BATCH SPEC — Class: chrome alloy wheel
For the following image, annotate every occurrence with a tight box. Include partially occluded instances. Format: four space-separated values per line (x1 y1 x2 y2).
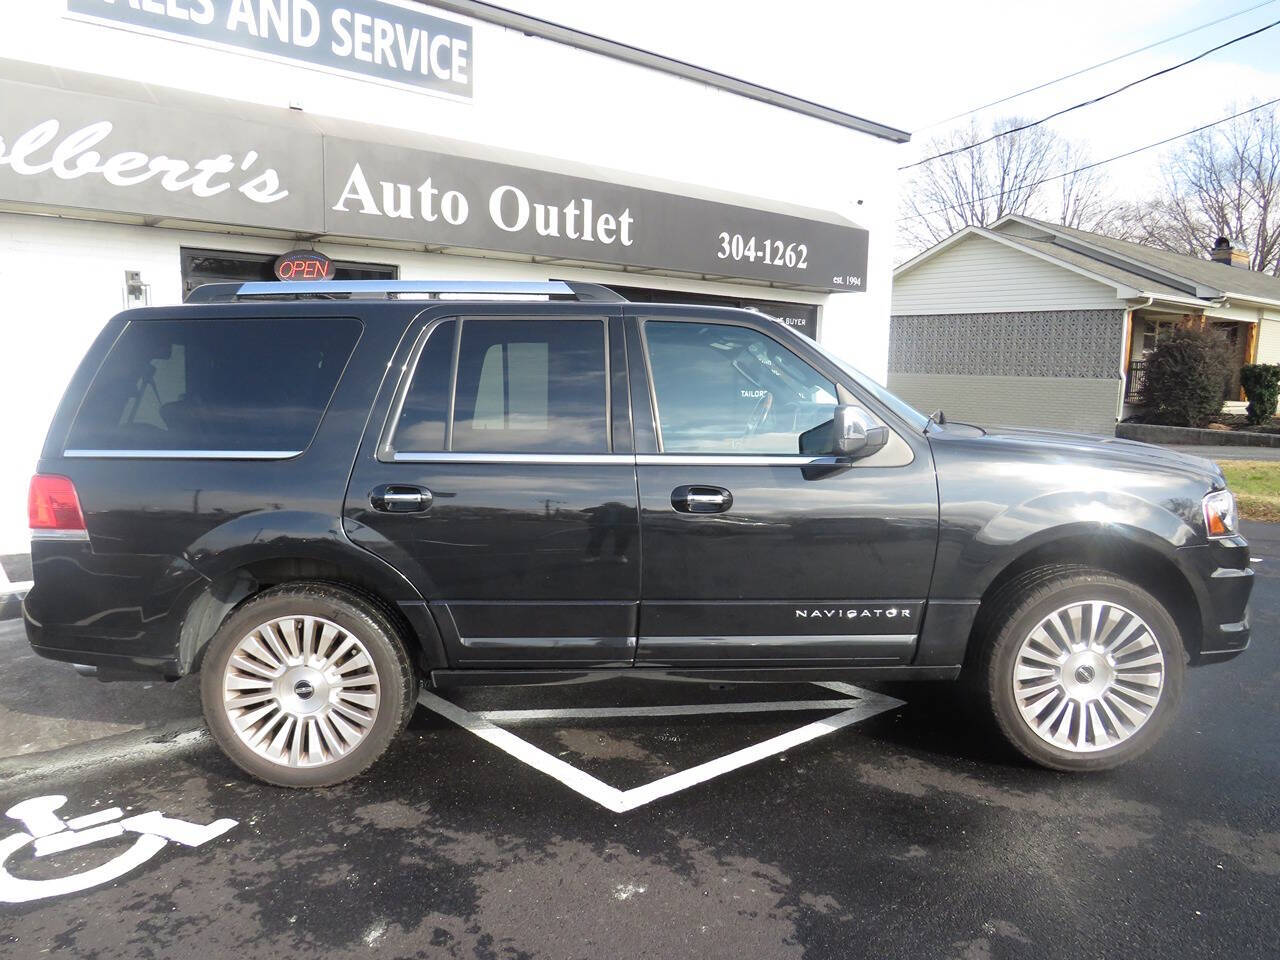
221 615 381 768
1012 601 1165 753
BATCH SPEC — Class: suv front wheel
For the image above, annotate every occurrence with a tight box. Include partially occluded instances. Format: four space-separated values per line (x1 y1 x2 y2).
980 567 1185 771
200 583 417 787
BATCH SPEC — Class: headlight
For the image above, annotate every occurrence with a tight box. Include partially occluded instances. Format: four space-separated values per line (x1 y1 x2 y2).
1203 489 1238 539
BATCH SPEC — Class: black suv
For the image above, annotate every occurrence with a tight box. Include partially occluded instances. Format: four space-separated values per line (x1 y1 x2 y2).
24 280 1252 786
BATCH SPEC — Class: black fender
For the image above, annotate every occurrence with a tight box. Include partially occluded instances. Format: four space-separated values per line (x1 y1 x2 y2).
937 487 1198 598
173 510 444 672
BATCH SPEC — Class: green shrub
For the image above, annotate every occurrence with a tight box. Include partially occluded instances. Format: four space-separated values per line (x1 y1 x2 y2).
1139 326 1233 427
1240 363 1280 425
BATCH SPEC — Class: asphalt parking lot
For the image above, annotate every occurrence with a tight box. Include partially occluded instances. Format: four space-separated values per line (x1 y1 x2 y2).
0 526 1276 960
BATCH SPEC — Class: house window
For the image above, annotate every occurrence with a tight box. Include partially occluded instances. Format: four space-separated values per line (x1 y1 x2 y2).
1139 320 1177 355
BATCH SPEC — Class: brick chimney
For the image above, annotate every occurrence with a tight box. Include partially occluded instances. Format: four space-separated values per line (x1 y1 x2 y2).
1210 236 1250 268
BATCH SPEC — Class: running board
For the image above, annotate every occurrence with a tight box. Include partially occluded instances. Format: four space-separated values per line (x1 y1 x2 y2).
429 664 961 688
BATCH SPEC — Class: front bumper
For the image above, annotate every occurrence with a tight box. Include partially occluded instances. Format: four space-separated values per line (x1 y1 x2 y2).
1177 535 1253 664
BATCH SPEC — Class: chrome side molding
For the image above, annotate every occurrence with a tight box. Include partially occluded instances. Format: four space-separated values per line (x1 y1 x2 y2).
63 450 302 460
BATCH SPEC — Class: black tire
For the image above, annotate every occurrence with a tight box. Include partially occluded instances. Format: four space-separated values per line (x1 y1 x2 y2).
199 582 418 788
977 566 1185 772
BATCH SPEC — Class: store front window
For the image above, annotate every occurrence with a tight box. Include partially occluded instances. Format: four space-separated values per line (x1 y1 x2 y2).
180 248 397 299
606 285 819 339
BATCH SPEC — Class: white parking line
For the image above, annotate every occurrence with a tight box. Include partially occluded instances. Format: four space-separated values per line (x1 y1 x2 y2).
420 693 631 811
419 681 904 812
473 698 873 724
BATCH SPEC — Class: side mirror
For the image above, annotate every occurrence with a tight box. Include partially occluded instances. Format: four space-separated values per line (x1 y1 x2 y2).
832 405 889 460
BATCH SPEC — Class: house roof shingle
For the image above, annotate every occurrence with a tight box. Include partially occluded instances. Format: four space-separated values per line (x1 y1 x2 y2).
1002 234 1196 301
997 215 1280 305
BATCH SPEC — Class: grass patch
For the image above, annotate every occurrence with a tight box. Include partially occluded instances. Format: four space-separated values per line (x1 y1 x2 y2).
1219 460 1280 522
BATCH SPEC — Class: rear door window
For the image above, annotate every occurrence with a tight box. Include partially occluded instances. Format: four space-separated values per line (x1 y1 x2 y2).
66 317 361 455
390 320 455 452
393 318 609 454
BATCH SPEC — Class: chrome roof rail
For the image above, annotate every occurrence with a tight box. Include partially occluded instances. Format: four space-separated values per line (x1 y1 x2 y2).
185 280 628 303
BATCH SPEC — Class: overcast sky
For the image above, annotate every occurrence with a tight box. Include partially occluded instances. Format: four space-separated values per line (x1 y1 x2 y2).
506 0 1280 200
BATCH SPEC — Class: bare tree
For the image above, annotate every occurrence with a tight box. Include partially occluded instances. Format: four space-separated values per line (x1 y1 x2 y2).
898 118 1112 256
1091 199 1164 245
1055 141 1114 232
1105 104 1280 273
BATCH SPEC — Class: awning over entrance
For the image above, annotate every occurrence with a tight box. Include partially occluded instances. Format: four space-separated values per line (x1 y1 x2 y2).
0 59 868 294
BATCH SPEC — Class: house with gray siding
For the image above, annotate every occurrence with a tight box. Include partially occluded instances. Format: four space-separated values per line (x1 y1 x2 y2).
890 215 1280 434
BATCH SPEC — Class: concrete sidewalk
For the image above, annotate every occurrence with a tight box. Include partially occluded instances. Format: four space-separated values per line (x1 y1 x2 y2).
0 552 32 621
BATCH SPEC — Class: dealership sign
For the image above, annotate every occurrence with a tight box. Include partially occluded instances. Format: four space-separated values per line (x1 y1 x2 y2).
0 80 318 230
65 0 473 99
0 76 869 291
322 139 868 289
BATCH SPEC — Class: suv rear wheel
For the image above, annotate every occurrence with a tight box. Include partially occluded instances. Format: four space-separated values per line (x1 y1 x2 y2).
200 583 417 787
980 566 1185 771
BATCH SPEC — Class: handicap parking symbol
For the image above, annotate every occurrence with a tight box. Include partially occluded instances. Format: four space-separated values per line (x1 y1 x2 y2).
0 795 236 904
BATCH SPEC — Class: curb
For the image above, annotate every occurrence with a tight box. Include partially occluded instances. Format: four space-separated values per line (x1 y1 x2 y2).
0 590 27 622
1 552 32 621
1117 422 1280 448
0 720 207 786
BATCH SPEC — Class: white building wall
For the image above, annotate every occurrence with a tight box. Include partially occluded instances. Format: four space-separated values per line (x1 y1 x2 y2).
886 374 1122 435
0 4 902 555
892 234 1121 315
1256 317 1280 365
0 3 898 375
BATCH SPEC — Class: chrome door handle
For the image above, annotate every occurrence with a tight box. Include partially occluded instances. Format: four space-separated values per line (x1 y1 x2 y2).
686 492 726 507
671 485 733 514
384 491 424 506
371 484 433 513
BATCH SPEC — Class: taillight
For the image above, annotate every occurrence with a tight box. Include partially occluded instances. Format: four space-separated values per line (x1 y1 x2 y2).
29 474 87 532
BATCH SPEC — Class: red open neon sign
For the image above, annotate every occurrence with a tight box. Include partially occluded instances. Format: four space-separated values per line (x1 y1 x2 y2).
274 250 335 281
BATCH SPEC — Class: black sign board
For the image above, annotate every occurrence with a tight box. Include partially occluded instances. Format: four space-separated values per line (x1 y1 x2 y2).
0 72 868 293
752 300 819 339
66 0 474 99
323 138 869 291
608 286 820 339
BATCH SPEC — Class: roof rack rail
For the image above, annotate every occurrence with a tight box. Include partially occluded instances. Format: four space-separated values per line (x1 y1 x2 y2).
184 280 628 304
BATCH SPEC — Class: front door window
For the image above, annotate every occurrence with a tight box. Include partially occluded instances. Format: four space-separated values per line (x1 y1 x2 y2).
643 321 838 455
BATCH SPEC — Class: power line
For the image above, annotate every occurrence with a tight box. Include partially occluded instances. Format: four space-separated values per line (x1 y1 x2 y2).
917 0 1280 130
900 18 1280 171
897 98 1280 223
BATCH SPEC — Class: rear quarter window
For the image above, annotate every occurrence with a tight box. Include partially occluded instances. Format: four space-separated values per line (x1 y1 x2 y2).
65 317 362 455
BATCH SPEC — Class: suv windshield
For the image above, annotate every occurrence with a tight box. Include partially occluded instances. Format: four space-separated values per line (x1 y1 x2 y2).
832 358 930 432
